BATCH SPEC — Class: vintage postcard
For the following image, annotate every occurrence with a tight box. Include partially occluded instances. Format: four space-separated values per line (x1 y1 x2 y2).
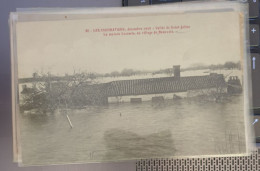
11 2 253 166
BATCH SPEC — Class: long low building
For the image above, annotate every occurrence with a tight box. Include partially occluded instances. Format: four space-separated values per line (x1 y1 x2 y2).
103 73 227 103
85 66 228 104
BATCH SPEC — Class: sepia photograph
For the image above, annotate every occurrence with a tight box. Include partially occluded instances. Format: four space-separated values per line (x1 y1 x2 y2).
14 11 249 165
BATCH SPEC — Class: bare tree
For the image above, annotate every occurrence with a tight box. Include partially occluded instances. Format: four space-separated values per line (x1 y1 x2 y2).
20 71 97 114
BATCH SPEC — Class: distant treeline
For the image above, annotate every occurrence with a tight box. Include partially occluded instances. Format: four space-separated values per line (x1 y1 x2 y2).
20 61 241 83
92 61 241 77
103 69 151 77
152 61 241 75
182 61 241 71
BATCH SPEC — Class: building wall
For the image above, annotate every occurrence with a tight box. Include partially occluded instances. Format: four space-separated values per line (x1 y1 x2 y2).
187 87 227 97
108 92 187 103
108 87 227 103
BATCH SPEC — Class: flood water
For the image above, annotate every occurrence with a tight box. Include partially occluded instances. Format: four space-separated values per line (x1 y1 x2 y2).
20 94 246 166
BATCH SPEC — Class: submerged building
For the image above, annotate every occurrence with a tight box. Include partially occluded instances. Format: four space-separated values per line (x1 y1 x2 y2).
20 65 241 106
85 66 228 104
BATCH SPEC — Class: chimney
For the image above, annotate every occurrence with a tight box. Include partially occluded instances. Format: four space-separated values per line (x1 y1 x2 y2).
22 84 27 91
33 72 38 78
173 65 180 78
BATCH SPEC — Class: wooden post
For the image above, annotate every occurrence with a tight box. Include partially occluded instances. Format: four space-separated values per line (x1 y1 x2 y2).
66 115 73 128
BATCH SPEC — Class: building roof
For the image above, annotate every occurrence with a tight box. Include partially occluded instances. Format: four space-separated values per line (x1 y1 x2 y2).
20 74 227 98
104 74 226 97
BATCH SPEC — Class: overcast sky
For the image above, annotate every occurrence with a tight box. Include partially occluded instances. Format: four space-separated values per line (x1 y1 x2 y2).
16 11 242 78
